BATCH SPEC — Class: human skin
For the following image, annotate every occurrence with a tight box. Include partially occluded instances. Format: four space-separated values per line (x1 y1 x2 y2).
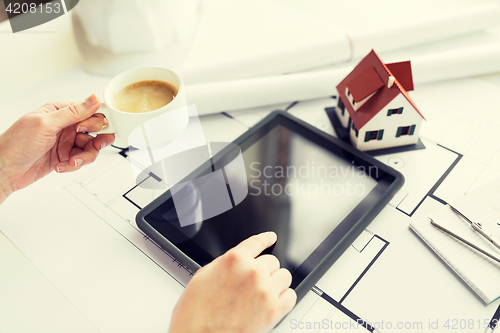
0 94 114 204
169 232 296 333
0 98 296 332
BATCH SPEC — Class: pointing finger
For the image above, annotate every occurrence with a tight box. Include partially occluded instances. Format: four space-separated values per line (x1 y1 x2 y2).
234 232 277 259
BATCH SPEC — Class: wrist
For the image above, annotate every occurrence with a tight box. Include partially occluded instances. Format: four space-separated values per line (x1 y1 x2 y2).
0 173 13 205
0 142 13 205
169 321 237 333
0 188 12 206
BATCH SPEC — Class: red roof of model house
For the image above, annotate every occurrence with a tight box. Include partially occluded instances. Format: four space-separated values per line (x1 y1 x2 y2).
336 50 424 130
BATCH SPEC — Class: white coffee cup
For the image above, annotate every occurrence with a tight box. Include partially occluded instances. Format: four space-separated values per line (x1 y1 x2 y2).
97 67 189 147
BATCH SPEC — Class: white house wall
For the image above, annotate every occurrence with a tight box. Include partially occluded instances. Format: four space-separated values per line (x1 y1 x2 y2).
350 94 423 151
335 100 351 128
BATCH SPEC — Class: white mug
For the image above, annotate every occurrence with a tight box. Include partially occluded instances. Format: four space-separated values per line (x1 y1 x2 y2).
97 67 189 148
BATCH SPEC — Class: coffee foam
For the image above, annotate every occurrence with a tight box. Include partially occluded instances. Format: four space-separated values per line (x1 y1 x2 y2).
114 80 178 113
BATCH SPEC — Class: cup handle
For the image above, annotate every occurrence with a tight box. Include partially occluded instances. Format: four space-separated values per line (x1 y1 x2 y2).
94 103 115 135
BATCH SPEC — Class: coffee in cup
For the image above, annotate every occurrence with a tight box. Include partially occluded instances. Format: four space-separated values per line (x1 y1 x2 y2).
95 67 189 147
114 80 178 114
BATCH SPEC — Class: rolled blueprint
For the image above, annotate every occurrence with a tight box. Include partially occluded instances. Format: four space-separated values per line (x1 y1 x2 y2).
185 43 500 115
411 43 500 85
349 2 500 58
185 67 349 115
180 2 500 84
179 36 351 84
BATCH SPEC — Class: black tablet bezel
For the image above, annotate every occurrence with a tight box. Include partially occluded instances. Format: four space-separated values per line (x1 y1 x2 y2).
136 110 404 300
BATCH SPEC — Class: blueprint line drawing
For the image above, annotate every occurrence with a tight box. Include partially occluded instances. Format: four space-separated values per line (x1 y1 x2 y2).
61 88 495 331
339 235 389 304
311 286 375 332
62 107 394 332
395 145 463 217
275 232 390 332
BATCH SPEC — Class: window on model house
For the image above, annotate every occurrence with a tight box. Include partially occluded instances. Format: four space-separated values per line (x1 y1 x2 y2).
351 121 358 137
396 125 416 137
338 98 345 115
387 107 403 116
364 129 384 142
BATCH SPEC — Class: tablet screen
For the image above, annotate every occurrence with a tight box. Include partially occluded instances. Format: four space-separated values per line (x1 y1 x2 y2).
144 118 394 288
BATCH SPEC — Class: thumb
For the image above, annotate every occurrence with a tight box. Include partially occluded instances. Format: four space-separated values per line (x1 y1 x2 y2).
49 94 101 130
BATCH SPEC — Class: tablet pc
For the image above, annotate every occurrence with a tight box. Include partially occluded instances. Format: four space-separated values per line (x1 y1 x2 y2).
136 111 403 300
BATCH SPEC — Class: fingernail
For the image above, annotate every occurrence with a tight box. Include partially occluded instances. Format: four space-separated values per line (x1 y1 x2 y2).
103 118 108 128
76 126 88 133
85 94 98 107
74 158 83 167
101 142 107 150
56 165 66 173
267 231 277 241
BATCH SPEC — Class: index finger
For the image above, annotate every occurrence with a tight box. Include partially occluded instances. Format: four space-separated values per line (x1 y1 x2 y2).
234 231 277 259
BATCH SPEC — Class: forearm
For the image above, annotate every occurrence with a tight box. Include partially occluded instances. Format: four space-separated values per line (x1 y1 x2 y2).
0 145 13 205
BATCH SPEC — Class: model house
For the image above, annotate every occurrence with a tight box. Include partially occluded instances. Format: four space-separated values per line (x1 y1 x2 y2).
335 50 425 151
